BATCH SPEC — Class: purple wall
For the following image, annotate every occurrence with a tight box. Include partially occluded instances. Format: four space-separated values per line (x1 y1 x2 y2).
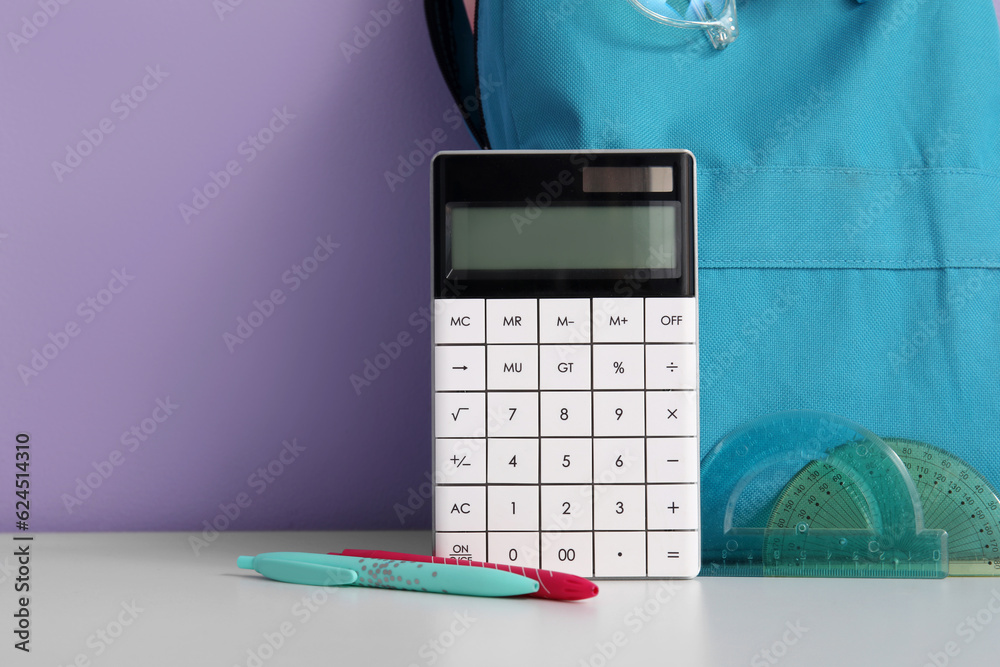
2 1 999 533
1 0 475 532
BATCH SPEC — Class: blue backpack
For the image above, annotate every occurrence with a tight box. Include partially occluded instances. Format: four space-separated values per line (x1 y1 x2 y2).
425 1 1000 490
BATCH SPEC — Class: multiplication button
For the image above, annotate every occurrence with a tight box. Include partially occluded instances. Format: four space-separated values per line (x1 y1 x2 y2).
646 391 697 437
539 299 590 343
434 299 485 344
592 298 644 343
486 299 537 344
645 298 696 343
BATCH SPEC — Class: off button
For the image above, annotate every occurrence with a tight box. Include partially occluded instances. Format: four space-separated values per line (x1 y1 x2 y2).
645 298 696 343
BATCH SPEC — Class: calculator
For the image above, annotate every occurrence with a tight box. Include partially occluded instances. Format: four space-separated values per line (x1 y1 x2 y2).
430 150 699 579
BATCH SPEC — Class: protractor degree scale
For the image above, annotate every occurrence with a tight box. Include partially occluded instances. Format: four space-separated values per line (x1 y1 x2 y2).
771 438 1000 576
700 412 948 578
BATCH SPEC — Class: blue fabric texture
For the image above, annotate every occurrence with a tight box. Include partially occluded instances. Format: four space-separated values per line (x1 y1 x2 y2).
476 1 1000 485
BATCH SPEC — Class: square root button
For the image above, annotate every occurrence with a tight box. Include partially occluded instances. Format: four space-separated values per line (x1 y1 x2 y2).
645 298 696 343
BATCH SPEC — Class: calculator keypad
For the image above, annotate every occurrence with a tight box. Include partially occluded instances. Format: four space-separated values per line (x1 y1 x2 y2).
434 298 699 578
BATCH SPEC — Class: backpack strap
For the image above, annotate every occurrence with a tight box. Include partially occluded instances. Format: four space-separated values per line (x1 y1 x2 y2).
424 0 490 148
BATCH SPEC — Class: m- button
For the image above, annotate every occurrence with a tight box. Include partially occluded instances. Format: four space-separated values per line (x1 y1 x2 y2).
645 298 696 343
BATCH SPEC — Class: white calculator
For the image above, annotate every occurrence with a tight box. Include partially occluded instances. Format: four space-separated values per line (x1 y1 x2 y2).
431 150 700 579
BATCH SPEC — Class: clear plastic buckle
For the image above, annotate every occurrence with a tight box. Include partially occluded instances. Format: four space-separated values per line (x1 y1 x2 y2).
627 0 739 50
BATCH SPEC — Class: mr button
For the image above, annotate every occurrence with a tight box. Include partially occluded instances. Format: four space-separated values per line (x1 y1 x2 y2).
645 298 697 343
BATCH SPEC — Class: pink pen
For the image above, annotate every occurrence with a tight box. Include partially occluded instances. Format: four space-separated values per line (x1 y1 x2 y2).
331 549 598 601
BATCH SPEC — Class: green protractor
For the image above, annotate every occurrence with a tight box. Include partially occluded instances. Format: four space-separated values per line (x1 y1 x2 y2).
700 411 948 578
770 438 1000 576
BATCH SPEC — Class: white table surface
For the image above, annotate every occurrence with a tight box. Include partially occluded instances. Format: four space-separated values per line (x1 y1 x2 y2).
10 531 1000 666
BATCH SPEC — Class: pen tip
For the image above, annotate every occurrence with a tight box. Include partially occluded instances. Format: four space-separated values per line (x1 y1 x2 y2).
237 556 254 569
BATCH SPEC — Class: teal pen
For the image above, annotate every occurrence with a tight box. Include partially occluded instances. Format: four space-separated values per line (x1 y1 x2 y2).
237 552 540 598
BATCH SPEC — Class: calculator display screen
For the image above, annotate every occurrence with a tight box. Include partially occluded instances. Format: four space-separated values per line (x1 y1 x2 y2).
448 204 677 272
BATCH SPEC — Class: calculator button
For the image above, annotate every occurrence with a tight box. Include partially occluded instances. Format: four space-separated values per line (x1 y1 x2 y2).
647 531 700 578
487 439 539 484
435 392 486 438
487 345 539 390
647 484 699 530
486 299 537 344
594 531 646 577
540 392 592 436
645 298 696 343
646 391 698 437
593 344 645 390
593 438 645 484
541 532 594 578
593 391 645 437
594 485 646 531
435 486 486 531
434 345 485 391
539 299 591 344
541 485 593 531
540 438 593 483
435 532 486 563
646 438 699 483
539 345 591 390
488 532 540 568
592 298 644 343
487 486 539 531
435 438 486 484
487 392 539 437
645 345 697 390
434 299 485 344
